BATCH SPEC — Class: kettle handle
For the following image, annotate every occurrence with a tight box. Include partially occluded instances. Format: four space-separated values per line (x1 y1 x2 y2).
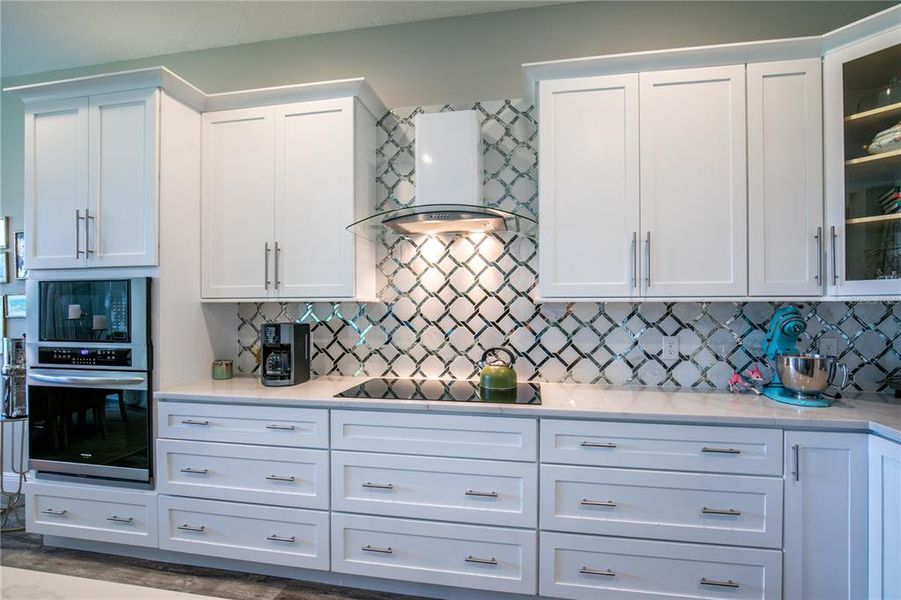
481 347 515 366
828 360 849 389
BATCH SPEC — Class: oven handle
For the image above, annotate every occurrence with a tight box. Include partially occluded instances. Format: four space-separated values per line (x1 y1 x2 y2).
29 373 146 386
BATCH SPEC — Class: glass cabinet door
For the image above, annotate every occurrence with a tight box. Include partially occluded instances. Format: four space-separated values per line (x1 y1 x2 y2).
826 35 901 296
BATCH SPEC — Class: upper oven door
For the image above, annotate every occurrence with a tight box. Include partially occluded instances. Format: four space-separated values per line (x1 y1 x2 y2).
27 368 151 482
33 278 146 344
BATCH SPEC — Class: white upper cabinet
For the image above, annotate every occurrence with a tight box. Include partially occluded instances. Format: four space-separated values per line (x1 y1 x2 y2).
538 74 640 298
824 30 901 296
202 106 276 299
88 88 159 268
639 65 748 297
748 59 824 296
24 97 89 270
24 88 159 270
202 97 375 301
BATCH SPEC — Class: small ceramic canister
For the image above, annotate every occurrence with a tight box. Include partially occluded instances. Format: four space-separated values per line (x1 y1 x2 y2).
211 360 234 380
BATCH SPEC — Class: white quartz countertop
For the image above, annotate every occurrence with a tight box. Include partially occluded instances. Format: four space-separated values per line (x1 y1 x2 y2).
156 376 901 443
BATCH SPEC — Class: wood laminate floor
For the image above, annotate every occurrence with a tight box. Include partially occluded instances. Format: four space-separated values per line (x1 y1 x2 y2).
0 530 424 600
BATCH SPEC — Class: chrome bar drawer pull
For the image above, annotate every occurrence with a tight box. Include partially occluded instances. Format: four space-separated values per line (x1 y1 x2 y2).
702 507 741 516
180 467 209 475
267 534 296 543
181 419 209 426
106 515 134 523
700 577 740 588
580 567 616 577
580 441 617 449
581 499 617 507
465 555 498 566
177 524 205 532
40 508 67 516
701 447 741 454
265 474 295 482
265 424 296 431
465 490 498 498
362 482 394 490
362 545 393 554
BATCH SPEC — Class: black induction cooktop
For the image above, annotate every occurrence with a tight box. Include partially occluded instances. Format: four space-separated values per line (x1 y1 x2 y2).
335 378 541 405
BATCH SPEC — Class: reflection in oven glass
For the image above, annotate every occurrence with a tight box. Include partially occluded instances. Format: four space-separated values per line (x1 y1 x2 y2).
28 386 149 471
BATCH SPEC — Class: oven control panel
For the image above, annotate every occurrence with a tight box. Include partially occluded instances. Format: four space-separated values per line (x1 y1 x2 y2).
38 347 132 367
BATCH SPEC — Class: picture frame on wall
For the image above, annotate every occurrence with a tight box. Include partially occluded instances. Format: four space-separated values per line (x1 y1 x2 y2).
0 252 8 284
5 295 26 319
0 217 8 249
14 231 26 280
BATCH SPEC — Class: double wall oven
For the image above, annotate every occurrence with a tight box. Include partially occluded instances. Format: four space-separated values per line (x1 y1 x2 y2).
26 277 152 483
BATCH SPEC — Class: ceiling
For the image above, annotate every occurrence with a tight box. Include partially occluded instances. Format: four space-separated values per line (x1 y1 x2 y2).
1 1 562 78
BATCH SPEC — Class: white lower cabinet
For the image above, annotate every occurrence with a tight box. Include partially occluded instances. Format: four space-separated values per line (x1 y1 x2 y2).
331 512 537 594
540 464 783 548
869 436 901 600
26 480 157 548
158 495 329 570
540 531 782 600
156 439 329 509
332 451 537 527
783 431 868 600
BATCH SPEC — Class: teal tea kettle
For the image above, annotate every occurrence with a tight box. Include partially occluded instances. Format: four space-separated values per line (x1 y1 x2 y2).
479 347 517 391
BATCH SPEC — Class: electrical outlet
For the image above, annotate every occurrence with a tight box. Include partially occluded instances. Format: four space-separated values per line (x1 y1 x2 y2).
819 336 838 357
662 336 679 360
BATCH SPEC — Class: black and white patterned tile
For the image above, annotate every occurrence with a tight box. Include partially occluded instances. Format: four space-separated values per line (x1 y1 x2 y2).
236 100 900 393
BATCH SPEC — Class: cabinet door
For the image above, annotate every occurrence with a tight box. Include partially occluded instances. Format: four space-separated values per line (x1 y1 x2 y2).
748 59 824 296
87 88 159 267
274 98 355 299
202 106 275 299
869 435 901 600
639 65 747 297
824 32 901 296
538 74 640 298
24 97 89 269
784 431 868 600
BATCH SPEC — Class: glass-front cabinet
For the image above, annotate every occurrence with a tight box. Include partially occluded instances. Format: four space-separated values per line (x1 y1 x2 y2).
825 30 901 296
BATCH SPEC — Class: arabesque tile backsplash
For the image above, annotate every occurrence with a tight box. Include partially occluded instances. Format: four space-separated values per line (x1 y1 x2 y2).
236 100 900 392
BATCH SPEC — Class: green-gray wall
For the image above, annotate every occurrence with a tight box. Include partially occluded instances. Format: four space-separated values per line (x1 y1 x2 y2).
0 0 893 313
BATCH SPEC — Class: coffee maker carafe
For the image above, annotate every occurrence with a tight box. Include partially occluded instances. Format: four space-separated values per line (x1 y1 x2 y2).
260 323 310 387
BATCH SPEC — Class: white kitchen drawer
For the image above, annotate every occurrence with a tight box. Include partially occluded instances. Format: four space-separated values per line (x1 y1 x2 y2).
332 451 537 528
26 480 157 548
158 495 328 569
331 410 537 461
158 401 328 448
332 513 536 594
541 420 783 475
156 439 328 509
540 531 782 600
541 464 783 548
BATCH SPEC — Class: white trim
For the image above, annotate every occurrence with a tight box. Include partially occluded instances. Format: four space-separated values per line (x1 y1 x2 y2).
4 67 386 118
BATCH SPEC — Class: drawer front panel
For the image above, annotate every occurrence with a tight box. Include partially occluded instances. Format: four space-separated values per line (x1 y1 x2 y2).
540 531 782 600
156 439 328 509
158 402 328 448
331 411 537 461
541 420 783 475
158 496 328 569
541 465 782 548
332 451 537 527
332 513 536 594
26 481 157 547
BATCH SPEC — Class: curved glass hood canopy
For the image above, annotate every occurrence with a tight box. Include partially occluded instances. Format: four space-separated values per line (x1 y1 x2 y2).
346 203 537 238
347 109 537 239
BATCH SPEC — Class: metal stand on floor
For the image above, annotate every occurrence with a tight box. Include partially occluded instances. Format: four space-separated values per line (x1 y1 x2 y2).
1 416 28 532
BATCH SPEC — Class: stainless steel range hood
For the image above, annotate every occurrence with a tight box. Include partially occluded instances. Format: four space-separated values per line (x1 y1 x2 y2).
348 110 536 238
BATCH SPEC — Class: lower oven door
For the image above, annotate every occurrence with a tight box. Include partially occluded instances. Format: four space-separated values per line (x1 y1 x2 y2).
27 368 151 482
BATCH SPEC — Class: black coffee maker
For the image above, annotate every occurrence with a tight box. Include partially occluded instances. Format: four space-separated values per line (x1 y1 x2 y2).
260 323 311 387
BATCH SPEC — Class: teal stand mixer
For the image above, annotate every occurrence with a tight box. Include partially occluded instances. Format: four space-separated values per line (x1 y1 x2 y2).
761 305 846 407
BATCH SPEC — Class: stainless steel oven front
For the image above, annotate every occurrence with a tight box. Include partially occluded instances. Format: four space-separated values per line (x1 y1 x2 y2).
27 368 151 482
26 277 150 371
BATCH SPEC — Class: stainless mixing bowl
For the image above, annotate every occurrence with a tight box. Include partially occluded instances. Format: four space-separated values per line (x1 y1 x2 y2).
775 354 848 396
